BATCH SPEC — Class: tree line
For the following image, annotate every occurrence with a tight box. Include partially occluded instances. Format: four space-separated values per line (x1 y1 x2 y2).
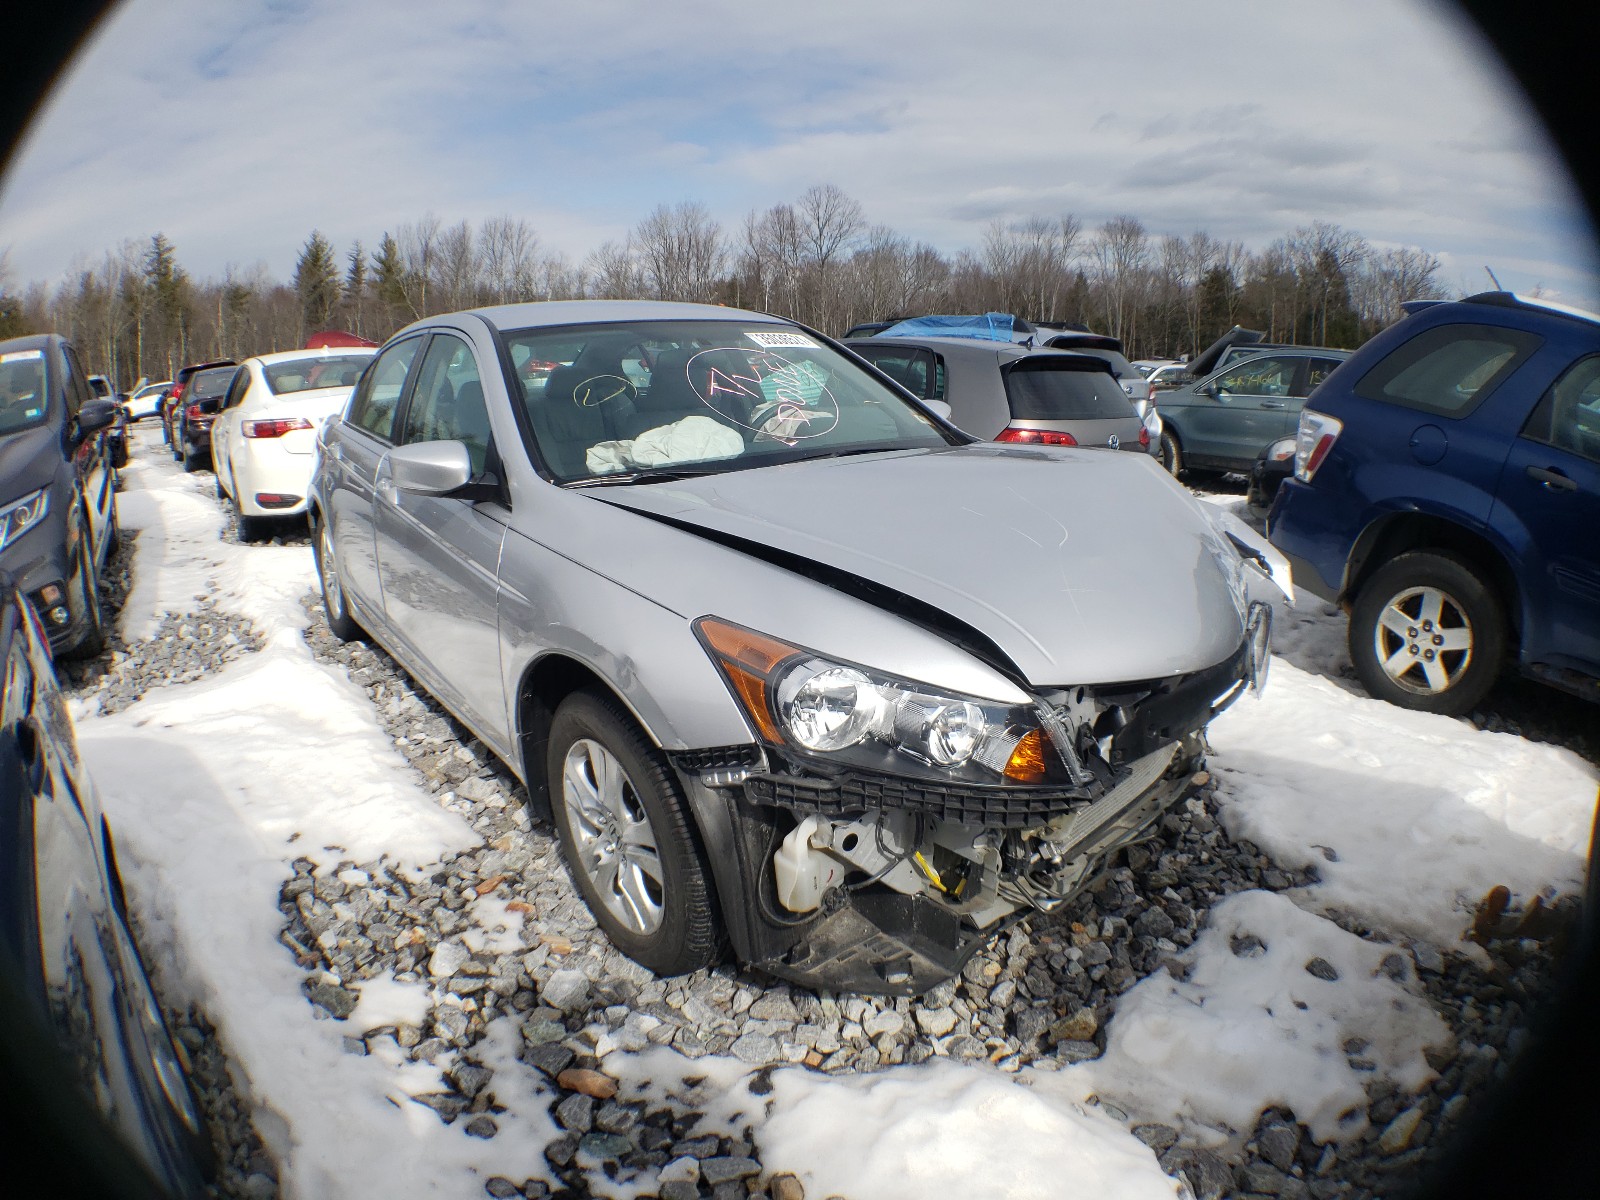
0 183 1448 388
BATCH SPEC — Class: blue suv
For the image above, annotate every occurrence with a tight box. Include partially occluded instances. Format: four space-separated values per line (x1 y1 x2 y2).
1268 292 1600 715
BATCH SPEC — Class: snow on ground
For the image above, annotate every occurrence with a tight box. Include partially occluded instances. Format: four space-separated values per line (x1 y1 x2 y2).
74 428 1597 1199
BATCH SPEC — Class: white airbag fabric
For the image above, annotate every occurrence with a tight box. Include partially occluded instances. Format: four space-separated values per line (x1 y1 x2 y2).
586 415 744 474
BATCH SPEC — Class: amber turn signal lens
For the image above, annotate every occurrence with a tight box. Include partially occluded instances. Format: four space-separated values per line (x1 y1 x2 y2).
695 618 800 743
1003 729 1048 783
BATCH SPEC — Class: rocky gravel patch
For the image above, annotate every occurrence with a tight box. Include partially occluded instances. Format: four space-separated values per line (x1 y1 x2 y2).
295 592 1576 1200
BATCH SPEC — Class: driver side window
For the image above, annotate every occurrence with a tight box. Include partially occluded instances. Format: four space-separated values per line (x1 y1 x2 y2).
399 334 492 475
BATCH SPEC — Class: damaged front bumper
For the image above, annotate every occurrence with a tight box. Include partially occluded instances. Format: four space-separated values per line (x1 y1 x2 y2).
676 735 1207 994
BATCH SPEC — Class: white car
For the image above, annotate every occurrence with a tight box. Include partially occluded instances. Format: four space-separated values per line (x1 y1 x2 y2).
122 379 172 421
211 347 375 539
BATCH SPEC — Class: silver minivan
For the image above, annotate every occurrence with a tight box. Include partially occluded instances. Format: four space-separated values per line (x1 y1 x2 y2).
308 300 1286 994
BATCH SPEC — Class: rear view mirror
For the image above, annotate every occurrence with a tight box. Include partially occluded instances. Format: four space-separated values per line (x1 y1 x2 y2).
925 399 953 421
74 399 119 442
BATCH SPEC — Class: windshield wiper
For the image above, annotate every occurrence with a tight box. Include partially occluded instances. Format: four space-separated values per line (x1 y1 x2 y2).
566 463 735 487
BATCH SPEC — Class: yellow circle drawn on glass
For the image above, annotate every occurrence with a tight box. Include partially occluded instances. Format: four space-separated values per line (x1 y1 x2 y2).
573 375 634 406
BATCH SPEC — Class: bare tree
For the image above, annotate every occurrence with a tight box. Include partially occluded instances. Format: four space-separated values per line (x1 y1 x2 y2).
479 215 540 304
632 202 725 303
584 239 645 299
396 214 441 318
1087 216 1149 342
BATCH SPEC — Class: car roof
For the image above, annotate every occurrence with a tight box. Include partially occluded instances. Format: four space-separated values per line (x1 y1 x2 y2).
436 299 780 334
248 347 376 367
848 335 1114 369
1459 289 1600 327
0 333 58 355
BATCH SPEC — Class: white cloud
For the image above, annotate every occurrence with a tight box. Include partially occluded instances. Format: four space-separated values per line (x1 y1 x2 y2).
0 0 1594 304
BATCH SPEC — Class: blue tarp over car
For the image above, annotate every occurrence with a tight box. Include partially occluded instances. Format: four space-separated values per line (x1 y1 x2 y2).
876 313 1027 342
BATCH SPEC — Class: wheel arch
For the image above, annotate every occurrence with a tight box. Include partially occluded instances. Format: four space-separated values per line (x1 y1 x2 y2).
515 652 656 820
1345 512 1523 646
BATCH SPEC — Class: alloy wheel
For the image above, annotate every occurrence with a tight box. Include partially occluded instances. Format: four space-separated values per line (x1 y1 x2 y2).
1372 584 1474 696
560 738 665 935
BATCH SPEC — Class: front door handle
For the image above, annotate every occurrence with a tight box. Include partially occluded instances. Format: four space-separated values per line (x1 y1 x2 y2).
1260 400 1286 409
1526 465 1577 492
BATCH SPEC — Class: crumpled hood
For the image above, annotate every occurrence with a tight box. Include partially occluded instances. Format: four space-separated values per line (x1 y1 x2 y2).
595 444 1250 685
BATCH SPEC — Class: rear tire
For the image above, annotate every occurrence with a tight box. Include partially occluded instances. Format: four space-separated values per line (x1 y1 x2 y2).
182 444 205 473
1348 550 1506 715
313 512 362 640
546 690 724 977
1159 430 1184 477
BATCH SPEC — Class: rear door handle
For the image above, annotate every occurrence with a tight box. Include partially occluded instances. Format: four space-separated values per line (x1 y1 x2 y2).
1260 400 1286 409
1526 465 1577 492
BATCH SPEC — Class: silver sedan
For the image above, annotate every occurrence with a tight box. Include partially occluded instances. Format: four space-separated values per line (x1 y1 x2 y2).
308 300 1287 994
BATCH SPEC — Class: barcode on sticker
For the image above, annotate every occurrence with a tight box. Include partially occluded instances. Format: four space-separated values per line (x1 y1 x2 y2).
746 331 818 349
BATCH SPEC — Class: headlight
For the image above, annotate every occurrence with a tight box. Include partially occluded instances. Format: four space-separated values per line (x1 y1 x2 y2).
696 617 1058 785
0 487 49 552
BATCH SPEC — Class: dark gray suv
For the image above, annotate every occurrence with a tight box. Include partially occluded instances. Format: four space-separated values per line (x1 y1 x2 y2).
0 333 122 657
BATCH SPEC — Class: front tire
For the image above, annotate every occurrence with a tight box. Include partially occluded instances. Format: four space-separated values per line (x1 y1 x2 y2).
313 513 362 640
1348 550 1506 715
546 690 723 976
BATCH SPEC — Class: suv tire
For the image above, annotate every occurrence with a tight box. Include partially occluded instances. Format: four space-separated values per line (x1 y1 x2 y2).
1349 550 1506 715
546 690 724 976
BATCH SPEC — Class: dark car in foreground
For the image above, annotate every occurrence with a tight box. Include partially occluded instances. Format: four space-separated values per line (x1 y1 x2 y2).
845 333 1154 455
0 575 212 1197
309 299 1286 994
0 334 121 657
1158 346 1352 477
1269 291 1600 714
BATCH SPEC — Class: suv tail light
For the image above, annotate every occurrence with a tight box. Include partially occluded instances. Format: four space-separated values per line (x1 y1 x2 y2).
243 417 313 438
184 404 202 420
996 428 1078 446
1138 424 1150 449
1294 410 1344 482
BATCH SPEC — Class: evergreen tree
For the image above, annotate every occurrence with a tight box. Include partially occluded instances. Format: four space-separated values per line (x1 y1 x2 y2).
371 233 407 331
294 230 341 338
344 240 368 337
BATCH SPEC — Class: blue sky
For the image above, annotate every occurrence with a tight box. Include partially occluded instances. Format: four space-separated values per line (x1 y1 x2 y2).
1 0 1595 307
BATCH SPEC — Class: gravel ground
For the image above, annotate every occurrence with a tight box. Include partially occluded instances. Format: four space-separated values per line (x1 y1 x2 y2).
59 468 1583 1200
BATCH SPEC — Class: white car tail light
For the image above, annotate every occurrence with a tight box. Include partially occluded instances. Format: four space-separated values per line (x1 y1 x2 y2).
243 417 313 438
1294 410 1343 482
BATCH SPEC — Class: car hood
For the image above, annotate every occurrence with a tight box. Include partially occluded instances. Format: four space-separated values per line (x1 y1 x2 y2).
593 444 1252 685
0 427 60 506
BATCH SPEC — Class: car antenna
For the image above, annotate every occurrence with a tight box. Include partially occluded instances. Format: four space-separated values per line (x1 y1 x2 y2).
1484 265 1504 289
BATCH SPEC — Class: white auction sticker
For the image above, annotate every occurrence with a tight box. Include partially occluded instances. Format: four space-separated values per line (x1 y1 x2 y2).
0 349 44 363
745 330 818 349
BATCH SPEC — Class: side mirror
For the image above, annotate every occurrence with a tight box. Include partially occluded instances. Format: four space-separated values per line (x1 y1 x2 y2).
925 398 954 421
73 398 120 442
386 440 473 496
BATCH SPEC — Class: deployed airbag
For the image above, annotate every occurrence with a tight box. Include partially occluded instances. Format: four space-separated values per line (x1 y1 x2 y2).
586 415 745 474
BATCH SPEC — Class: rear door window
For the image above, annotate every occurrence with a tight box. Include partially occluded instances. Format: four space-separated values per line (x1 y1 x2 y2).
1353 324 1542 417
853 346 939 399
1002 360 1137 420
348 337 423 442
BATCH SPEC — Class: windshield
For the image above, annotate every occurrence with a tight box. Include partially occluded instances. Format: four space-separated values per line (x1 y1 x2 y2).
0 349 49 436
1003 358 1139 420
501 319 959 483
263 354 372 395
